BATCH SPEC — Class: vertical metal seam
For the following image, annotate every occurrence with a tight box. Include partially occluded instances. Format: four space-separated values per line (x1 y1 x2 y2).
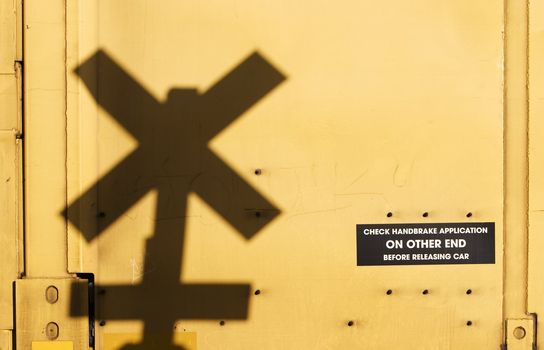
502 1 531 346
524 0 531 315
502 0 531 327
64 0 70 274
502 0 508 340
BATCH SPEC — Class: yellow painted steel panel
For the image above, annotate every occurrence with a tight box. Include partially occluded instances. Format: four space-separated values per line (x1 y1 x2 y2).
505 319 535 350
32 342 74 350
23 0 70 277
65 0 99 275
527 0 544 348
103 332 196 350
0 0 21 334
0 76 18 130
16 279 88 350
0 0 16 73
63 1 506 349
15 0 21 62
0 132 21 329
502 0 531 321
0 330 12 350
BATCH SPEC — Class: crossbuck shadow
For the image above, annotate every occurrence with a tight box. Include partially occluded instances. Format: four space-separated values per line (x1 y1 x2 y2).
65 49 286 349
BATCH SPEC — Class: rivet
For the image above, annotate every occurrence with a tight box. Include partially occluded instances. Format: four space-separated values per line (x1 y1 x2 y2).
99 320 106 327
513 326 526 339
347 321 354 327
45 322 59 340
466 321 473 326
255 211 262 218
422 289 429 295
219 320 225 326
386 289 393 295
422 212 429 218
254 289 261 295
387 212 393 218
466 212 473 218
98 212 106 218
254 169 262 175
466 289 472 295
45 286 59 304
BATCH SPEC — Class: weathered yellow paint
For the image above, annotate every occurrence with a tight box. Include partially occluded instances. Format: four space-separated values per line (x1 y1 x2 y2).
0 0 17 73
16 279 88 350
503 0 530 322
527 0 544 348
63 1 506 349
505 318 535 350
66 0 99 275
15 0 21 62
32 341 74 350
11 0 542 348
0 76 19 130
103 332 196 350
0 132 21 329
0 0 22 332
24 0 70 277
0 330 12 350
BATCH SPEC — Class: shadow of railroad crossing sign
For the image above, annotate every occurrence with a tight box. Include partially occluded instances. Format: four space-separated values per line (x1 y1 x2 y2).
66 49 285 348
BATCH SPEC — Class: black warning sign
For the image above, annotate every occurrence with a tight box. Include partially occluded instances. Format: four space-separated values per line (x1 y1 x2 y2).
356 222 495 266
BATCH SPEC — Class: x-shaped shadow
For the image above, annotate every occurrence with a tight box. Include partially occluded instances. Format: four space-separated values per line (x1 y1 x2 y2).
66 50 286 349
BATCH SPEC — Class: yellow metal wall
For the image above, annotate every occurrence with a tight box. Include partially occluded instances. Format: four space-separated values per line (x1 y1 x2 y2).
0 0 22 336
528 0 544 348
65 1 506 349
23 0 71 278
3 0 542 349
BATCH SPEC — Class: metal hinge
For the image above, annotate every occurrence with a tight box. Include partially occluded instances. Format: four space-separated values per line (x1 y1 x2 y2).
503 316 537 350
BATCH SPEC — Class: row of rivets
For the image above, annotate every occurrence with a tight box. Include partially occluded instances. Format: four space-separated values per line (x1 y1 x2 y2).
386 212 474 218
384 289 473 295
345 320 474 327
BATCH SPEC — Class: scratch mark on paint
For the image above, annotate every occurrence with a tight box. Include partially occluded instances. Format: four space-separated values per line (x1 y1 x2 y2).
345 169 369 189
288 205 351 219
393 158 416 187
334 192 391 208
130 258 144 285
